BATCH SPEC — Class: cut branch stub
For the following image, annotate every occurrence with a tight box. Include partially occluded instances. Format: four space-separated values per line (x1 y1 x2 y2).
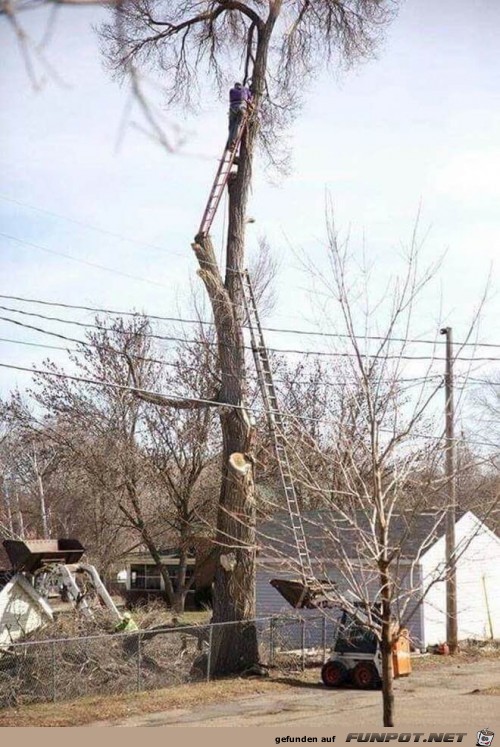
229 451 252 476
220 552 237 572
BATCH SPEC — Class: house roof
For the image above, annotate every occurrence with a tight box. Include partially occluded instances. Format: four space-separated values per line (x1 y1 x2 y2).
124 550 195 560
121 535 215 560
257 510 453 561
119 537 219 589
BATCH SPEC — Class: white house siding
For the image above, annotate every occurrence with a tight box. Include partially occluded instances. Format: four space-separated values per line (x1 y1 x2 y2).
0 574 53 647
256 563 424 650
421 512 500 647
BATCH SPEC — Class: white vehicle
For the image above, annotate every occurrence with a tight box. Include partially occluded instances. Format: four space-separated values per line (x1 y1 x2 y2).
320 608 384 689
1 539 124 638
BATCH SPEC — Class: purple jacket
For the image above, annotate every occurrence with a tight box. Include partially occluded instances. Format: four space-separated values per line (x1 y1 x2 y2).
229 86 251 109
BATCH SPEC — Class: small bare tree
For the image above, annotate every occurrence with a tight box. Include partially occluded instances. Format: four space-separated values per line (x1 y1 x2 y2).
0 410 19 539
255 221 496 726
1 395 64 539
26 314 221 611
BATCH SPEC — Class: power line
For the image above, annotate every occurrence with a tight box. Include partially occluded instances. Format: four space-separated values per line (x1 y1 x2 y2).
0 294 212 328
3 196 499 358
0 306 452 362
0 361 496 450
2 303 500 363
0 231 170 289
0 193 178 257
0 331 446 391
0 223 241 279
0 313 492 394
0 230 309 329
1 197 313 330
2 292 500 350
0 362 236 411
0 337 66 353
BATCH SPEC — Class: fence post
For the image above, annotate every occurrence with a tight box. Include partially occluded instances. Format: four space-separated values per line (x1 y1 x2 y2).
301 617 306 671
269 617 275 667
206 624 213 683
136 633 142 693
51 641 57 703
322 615 327 663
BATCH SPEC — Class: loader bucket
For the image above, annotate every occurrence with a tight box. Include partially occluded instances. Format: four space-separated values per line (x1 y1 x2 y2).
3 539 86 573
270 578 337 609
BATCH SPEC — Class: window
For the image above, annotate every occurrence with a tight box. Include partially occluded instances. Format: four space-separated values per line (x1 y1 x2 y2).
167 565 195 585
130 564 161 590
129 562 195 591
145 564 162 590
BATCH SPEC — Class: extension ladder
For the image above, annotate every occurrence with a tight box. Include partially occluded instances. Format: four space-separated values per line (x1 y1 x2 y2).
240 269 316 587
197 111 249 239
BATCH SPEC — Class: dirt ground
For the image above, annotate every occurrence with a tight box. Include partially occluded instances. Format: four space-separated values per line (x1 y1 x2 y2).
2 653 499 729
90 655 500 729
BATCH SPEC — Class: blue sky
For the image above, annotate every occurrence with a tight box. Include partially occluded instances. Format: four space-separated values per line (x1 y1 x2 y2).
1 0 499 422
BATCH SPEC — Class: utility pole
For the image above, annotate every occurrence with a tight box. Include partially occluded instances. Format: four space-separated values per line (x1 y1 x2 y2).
440 326 458 653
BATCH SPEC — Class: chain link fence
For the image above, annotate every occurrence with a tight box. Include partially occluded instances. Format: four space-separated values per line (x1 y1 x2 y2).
0 614 338 708
268 613 340 669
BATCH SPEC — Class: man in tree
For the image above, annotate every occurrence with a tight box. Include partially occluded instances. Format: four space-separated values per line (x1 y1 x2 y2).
228 82 252 149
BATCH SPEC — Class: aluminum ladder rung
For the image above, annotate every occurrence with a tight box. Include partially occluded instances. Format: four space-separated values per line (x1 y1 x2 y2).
197 114 249 238
240 268 315 583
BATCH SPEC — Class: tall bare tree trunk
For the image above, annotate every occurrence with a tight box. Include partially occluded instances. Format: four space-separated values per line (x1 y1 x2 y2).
192 20 277 675
188 227 259 669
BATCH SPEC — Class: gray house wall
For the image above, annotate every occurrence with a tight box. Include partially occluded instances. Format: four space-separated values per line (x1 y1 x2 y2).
256 562 424 650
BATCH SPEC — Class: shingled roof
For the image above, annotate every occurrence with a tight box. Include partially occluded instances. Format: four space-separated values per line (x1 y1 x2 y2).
257 510 451 561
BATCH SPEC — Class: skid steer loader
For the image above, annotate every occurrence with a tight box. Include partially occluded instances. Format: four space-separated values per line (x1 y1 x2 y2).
320 607 411 689
320 607 383 689
270 579 411 689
